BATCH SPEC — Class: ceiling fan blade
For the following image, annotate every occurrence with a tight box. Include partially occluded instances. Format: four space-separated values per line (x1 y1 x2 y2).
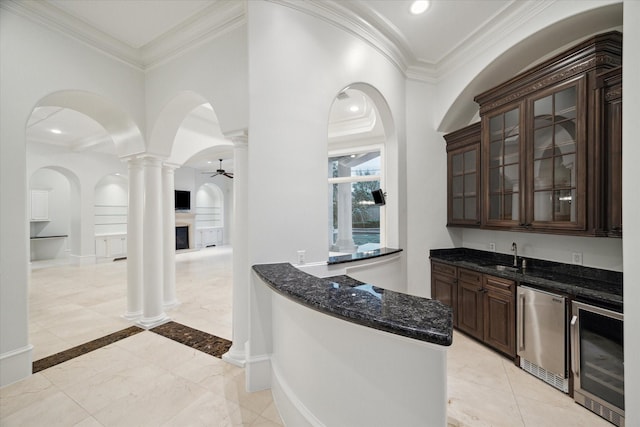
223 172 234 178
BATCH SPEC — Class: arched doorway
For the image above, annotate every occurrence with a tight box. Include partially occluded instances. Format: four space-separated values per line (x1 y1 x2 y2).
26 91 143 361
28 167 77 263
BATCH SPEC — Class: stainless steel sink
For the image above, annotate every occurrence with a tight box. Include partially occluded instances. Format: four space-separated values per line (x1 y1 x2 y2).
488 265 520 273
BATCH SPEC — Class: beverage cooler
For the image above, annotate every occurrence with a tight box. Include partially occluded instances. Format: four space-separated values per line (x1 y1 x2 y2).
571 301 624 427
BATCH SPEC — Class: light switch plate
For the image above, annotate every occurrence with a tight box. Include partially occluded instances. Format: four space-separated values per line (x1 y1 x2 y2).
489 242 496 252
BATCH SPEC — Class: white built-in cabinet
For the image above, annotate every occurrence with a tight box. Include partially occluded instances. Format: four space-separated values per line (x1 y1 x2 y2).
94 204 127 259
30 189 50 221
197 227 223 248
95 234 127 258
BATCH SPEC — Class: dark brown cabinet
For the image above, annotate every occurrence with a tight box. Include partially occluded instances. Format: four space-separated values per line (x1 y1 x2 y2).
445 122 481 227
457 268 484 340
597 67 622 237
430 262 516 358
483 275 515 357
430 261 458 327
453 31 623 236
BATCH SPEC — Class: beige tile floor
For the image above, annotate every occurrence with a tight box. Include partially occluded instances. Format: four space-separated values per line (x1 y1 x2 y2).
1 247 613 426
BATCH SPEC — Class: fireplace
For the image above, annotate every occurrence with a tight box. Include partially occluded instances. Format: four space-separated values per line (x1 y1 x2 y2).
176 226 189 250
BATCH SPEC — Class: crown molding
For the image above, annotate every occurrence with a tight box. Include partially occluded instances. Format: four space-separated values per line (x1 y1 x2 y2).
142 1 246 70
1 0 246 72
2 0 142 69
268 0 410 76
434 1 555 80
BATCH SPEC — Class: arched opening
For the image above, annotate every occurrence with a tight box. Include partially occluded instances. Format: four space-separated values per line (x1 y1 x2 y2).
26 91 142 361
94 174 128 259
327 83 396 255
195 183 225 249
28 167 76 263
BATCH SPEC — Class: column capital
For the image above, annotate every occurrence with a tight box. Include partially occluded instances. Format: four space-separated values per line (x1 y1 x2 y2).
224 128 248 147
162 161 181 171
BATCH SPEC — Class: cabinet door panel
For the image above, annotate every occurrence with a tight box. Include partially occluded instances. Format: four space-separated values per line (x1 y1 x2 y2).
432 274 457 327
483 105 523 227
457 282 483 340
446 122 481 227
484 290 515 357
527 78 586 230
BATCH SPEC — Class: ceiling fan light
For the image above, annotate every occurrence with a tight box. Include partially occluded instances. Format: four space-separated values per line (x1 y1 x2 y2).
410 0 430 15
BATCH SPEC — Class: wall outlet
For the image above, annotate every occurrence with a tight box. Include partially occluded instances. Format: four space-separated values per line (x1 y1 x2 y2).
572 252 583 265
297 250 306 265
489 242 496 252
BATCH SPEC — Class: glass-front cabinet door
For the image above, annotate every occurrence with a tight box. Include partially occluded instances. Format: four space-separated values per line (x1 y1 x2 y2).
445 122 480 227
450 146 479 224
526 78 586 231
483 105 523 227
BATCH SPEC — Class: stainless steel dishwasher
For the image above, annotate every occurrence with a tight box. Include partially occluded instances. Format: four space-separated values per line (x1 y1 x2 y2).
517 285 568 392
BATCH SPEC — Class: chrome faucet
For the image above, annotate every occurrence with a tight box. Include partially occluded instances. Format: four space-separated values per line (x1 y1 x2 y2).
512 242 518 267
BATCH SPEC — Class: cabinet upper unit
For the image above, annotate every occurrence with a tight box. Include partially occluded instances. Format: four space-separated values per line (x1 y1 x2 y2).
444 31 622 237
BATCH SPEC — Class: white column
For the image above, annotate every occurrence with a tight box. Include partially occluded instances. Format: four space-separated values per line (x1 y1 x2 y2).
124 157 144 319
223 132 249 367
138 156 169 329
331 163 357 253
162 163 179 309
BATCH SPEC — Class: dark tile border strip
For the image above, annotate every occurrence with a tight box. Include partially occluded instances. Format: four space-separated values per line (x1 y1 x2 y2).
150 321 232 359
32 326 144 373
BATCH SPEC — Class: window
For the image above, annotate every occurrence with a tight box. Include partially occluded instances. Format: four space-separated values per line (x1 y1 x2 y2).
328 149 383 254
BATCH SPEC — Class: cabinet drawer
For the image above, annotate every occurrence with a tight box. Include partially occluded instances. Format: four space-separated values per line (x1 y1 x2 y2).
483 275 515 295
432 262 456 278
458 268 482 286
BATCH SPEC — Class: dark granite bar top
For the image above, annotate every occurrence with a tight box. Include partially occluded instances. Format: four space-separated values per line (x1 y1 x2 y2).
327 247 403 265
430 248 623 311
252 263 452 346
30 235 68 239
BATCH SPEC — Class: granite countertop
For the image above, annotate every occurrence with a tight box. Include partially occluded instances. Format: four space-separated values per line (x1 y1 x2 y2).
327 247 403 265
252 263 452 346
430 248 623 311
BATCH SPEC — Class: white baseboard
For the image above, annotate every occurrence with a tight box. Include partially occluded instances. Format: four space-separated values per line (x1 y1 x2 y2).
0 344 33 387
245 353 271 392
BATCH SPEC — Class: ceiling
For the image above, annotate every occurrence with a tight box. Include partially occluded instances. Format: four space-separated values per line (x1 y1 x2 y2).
21 0 521 174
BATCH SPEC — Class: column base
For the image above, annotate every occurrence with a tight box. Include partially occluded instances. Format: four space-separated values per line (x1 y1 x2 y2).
136 314 170 330
222 343 246 367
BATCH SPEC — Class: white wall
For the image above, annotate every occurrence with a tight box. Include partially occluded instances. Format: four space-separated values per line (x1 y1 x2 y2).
461 229 623 271
0 7 144 385
247 1 406 267
144 26 248 150
405 79 459 297
245 1 408 389
622 1 639 424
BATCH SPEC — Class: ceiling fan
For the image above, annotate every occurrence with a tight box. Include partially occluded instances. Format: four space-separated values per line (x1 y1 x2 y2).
205 159 234 179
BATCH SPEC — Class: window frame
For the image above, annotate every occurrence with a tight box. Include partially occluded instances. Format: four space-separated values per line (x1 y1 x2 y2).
328 144 385 253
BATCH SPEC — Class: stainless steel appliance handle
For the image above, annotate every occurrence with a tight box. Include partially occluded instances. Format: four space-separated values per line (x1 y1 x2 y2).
518 293 525 352
570 314 579 378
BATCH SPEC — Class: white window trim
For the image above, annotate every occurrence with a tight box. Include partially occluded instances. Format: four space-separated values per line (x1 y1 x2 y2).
328 144 385 250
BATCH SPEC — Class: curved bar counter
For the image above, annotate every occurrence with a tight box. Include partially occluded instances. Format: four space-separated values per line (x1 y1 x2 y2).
251 262 452 427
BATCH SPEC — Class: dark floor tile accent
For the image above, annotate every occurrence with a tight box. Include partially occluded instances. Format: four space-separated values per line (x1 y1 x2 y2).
150 321 232 359
32 326 144 373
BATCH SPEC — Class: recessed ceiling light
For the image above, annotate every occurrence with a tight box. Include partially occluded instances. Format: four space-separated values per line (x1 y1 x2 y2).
410 0 430 15
50 128 62 134
350 105 359 112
